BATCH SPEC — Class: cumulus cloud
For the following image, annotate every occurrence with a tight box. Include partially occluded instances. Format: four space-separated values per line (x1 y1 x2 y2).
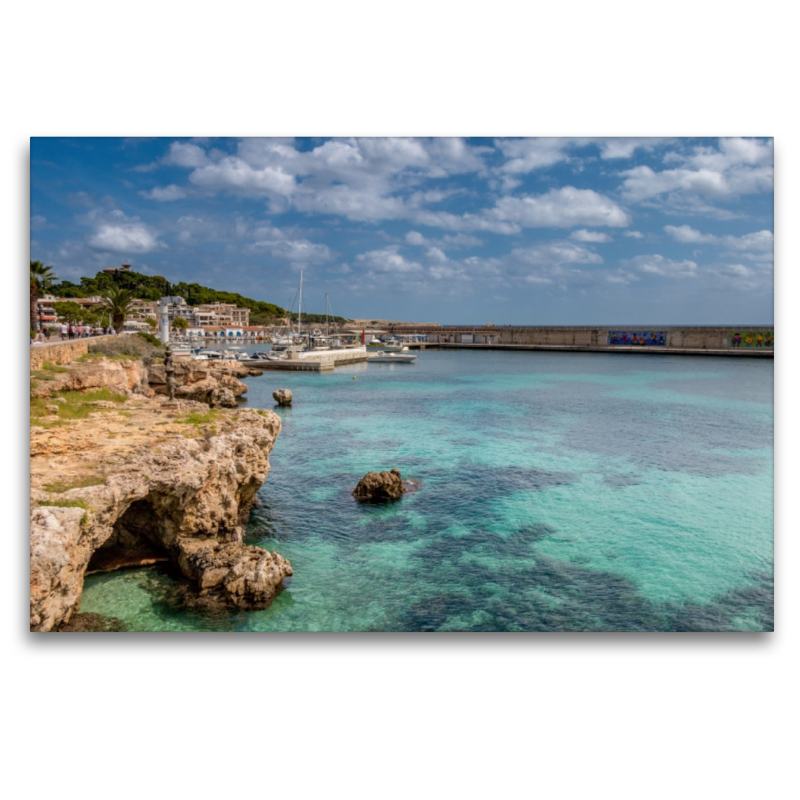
596 138 667 159
623 230 644 238
623 254 698 278
664 224 773 254
189 157 296 197
164 142 211 168
511 242 603 267
619 138 773 208
570 229 612 243
663 224 716 244
490 187 630 228
355 246 422 274
254 237 331 264
496 138 571 173
405 230 483 249
140 184 187 201
87 224 161 253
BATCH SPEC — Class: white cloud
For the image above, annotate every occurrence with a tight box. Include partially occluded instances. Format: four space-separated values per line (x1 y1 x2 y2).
624 254 698 278
87 223 161 253
663 224 716 244
405 230 483 249
664 225 773 254
164 142 211 168
619 138 773 208
140 184 187 201
405 231 426 245
596 138 667 159
496 138 571 173
255 237 331 264
623 230 644 238
570 229 612 243
355 246 422 274
189 156 296 197
490 187 630 228
511 242 603 267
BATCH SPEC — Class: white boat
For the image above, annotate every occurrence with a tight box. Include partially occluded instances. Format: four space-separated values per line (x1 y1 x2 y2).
368 351 417 363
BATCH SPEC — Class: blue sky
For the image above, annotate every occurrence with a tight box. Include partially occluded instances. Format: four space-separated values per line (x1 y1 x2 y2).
30 137 773 324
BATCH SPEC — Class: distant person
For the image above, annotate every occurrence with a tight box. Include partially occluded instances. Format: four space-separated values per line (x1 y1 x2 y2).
60 322 67 341
44 327 51 341
67 324 74 340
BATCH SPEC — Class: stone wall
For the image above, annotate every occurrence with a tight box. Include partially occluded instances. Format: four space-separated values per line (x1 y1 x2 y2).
30 339 90 370
29 335 123 370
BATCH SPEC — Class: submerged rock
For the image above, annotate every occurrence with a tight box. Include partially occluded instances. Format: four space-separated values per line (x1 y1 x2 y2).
353 468 405 502
273 389 292 406
56 613 128 632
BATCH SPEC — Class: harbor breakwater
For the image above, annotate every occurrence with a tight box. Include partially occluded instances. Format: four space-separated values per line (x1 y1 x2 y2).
389 325 774 357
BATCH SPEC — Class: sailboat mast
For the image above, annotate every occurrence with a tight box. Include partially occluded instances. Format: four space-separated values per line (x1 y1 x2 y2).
298 270 303 337
325 293 329 338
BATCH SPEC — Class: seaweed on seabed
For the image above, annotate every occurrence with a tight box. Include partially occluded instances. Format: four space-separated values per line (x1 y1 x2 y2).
56 613 128 632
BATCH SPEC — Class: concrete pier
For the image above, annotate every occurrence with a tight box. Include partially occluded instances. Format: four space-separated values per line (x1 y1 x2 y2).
391 325 774 358
242 346 369 371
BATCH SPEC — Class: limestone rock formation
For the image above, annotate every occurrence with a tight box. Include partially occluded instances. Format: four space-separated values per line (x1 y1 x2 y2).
176 538 292 607
273 388 293 406
353 468 405 501
148 361 257 408
30 357 145 399
30 400 290 631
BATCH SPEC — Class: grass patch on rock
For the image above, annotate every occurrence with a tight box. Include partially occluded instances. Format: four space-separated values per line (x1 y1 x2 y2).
39 499 90 511
175 409 220 426
30 388 128 423
43 476 106 493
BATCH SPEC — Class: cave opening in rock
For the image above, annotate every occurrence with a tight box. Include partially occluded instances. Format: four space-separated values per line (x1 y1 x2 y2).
86 497 170 574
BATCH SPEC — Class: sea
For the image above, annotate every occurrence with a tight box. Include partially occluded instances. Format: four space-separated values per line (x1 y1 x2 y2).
80 347 774 632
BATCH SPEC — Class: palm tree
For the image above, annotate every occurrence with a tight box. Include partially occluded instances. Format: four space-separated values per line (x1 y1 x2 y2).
101 286 137 333
30 260 58 331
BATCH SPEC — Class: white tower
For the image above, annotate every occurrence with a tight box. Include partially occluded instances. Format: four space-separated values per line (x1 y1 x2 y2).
159 297 172 344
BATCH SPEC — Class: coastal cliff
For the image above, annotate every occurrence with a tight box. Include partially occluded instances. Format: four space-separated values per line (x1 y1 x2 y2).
30 356 291 632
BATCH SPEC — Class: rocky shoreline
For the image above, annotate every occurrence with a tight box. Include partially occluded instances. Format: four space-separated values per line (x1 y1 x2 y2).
30 352 292 632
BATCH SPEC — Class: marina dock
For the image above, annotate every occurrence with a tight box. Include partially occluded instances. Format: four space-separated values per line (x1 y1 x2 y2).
242 346 369 371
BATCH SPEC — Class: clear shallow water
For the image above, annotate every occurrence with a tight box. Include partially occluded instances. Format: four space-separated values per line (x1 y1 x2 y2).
81 349 774 631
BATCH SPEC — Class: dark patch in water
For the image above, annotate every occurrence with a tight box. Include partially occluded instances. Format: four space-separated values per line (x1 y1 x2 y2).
401 556 774 632
603 473 642 489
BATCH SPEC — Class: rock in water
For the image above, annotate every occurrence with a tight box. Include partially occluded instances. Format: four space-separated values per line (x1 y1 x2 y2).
273 389 293 406
353 468 405 501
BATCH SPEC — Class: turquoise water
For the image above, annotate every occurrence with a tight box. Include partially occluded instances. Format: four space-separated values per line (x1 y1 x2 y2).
81 349 774 631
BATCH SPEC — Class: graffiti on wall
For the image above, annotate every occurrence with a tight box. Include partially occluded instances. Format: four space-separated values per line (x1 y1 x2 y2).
609 331 666 346
730 332 774 348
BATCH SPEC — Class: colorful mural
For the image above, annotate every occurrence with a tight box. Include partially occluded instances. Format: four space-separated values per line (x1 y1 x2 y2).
608 331 666 346
730 331 774 348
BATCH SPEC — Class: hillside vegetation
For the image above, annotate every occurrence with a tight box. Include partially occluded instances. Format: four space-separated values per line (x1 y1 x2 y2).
51 270 350 325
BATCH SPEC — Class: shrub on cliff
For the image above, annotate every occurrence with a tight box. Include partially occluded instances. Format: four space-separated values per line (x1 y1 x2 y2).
89 334 164 361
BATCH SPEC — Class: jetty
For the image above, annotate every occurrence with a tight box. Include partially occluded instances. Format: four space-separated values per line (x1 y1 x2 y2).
388 325 774 358
241 346 369 371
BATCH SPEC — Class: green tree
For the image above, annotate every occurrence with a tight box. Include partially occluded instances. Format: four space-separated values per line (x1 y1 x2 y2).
101 286 137 333
172 316 189 331
30 260 58 330
52 301 84 323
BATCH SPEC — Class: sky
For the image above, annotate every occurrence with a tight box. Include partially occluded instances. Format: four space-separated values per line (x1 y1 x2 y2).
30 137 774 324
